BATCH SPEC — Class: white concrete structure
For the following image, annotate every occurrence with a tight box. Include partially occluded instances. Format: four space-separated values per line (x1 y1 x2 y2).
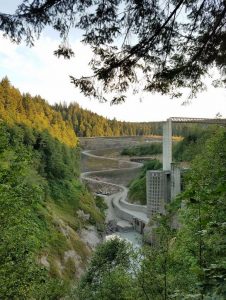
163 118 172 171
146 170 170 217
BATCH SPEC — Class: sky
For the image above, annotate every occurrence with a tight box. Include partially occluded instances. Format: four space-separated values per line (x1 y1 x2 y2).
0 0 226 122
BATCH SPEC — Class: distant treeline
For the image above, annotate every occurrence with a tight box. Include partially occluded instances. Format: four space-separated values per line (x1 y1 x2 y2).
54 102 211 138
0 76 213 141
54 102 163 136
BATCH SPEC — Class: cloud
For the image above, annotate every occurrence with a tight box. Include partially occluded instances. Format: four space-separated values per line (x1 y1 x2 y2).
0 34 93 101
0 33 226 122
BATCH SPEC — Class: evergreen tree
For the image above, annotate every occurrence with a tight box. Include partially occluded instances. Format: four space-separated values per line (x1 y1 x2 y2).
1 1 225 102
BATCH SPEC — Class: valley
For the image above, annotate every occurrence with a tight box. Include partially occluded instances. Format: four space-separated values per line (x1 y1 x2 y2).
80 136 162 243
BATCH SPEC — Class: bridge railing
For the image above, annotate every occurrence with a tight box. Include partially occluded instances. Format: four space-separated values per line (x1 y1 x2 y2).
169 117 226 124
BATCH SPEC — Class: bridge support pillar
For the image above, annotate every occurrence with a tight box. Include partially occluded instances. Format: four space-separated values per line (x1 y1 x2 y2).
163 119 172 171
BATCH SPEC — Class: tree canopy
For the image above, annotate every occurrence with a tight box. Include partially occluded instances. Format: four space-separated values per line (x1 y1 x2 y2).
0 77 77 147
1 0 225 103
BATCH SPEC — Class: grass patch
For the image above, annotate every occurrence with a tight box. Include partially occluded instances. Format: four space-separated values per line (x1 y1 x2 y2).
121 143 162 156
63 257 77 280
128 159 162 205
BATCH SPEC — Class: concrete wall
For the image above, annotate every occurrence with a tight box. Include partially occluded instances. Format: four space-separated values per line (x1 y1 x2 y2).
112 198 134 223
171 163 181 199
146 170 170 217
119 198 147 214
84 167 142 187
133 218 145 234
82 177 121 195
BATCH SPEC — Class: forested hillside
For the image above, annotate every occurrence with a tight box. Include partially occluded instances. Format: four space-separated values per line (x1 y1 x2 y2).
0 77 77 147
54 102 163 137
0 78 206 141
55 102 210 139
0 78 105 299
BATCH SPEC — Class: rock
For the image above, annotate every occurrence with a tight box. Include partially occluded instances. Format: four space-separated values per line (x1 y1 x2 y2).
39 255 50 269
105 220 118 234
64 250 84 278
79 225 101 250
77 209 90 221
116 220 133 232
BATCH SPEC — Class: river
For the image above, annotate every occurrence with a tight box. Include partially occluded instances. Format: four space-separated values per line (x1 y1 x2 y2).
107 231 143 247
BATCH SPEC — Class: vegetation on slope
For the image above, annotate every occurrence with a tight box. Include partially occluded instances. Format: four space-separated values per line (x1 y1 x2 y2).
0 77 77 147
0 78 105 299
55 102 212 139
1 76 225 299
173 129 213 162
0 122 105 298
75 238 132 300
54 102 163 137
121 143 162 156
128 160 162 205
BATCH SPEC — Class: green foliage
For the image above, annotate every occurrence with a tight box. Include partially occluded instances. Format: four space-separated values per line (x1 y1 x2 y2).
145 126 226 298
0 126 66 299
0 77 77 147
128 176 147 205
121 143 162 156
57 102 208 139
94 195 108 215
1 1 225 102
55 102 164 137
76 238 134 300
176 127 226 298
0 118 104 298
173 127 213 162
79 190 105 228
128 159 162 204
